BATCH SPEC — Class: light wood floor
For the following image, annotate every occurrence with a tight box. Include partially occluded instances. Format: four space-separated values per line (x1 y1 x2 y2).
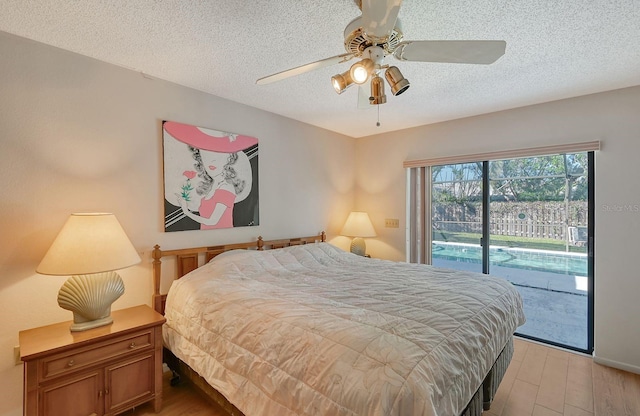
124 338 640 416
485 338 640 416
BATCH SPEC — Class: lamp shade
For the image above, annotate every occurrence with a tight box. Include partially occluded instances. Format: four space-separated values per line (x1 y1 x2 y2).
37 213 141 276
340 212 376 238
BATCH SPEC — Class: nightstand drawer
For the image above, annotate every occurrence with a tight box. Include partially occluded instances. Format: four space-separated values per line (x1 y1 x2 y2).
41 331 153 381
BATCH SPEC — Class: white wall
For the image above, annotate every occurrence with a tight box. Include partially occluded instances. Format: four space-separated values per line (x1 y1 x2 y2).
0 32 355 415
354 85 640 374
3 27 639 415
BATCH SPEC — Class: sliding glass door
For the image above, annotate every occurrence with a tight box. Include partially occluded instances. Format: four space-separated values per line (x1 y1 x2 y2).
431 163 483 273
427 153 593 353
487 153 591 351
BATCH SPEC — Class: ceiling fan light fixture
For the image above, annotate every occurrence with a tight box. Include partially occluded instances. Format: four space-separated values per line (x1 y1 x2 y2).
256 1 505 113
350 58 375 84
369 75 387 105
331 71 354 94
385 66 410 96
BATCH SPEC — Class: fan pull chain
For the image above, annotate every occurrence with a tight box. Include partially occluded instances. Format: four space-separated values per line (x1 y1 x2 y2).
376 104 381 127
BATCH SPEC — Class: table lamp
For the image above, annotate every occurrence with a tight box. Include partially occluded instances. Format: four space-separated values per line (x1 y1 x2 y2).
37 213 141 331
340 211 376 256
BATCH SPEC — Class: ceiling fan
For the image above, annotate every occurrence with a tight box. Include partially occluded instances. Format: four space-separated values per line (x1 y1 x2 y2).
256 0 506 107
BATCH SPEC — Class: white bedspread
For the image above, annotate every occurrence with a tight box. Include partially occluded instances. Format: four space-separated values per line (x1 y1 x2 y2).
163 243 525 416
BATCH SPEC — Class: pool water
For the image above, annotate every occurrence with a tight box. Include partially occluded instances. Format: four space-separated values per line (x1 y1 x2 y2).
432 242 588 276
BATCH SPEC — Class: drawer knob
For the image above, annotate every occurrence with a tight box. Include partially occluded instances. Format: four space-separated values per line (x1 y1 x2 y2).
67 359 75 367
129 342 136 349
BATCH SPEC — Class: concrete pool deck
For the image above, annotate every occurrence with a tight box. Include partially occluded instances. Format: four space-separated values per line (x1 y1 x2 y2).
433 258 589 350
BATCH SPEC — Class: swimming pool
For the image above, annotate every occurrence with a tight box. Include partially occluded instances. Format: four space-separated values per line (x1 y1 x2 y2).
432 241 588 276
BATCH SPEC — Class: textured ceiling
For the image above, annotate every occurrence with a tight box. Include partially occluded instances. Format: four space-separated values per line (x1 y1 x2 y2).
1 1 639 138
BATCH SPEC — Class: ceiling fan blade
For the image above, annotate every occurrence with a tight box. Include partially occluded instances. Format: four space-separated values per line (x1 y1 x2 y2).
256 53 354 85
361 0 403 41
394 40 506 64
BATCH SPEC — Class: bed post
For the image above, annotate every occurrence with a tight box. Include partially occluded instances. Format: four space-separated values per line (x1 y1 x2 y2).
152 244 164 314
321 231 326 242
257 236 264 250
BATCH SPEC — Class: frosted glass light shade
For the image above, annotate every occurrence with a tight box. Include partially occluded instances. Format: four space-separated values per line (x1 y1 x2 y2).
37 213 141 331
340 212 376 256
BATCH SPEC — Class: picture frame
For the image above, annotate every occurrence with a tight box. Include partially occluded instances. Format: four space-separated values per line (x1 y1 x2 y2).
162 120 259 232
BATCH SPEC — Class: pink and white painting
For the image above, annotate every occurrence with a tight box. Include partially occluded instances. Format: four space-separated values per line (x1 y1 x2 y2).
162 121 259 232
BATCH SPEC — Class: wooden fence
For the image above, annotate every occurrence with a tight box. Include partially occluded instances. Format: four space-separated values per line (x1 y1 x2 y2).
433 201 588 241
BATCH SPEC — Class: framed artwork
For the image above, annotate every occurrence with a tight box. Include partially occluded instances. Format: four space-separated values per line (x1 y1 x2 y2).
162 121 259 232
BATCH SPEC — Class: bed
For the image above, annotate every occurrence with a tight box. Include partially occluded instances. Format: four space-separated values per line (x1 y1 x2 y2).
152 233 525 416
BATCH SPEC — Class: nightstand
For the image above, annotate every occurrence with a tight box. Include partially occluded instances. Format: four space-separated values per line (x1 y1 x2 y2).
19 305 166 416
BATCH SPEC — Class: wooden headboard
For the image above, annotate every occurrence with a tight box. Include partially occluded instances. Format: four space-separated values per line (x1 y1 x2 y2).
151 232 326 314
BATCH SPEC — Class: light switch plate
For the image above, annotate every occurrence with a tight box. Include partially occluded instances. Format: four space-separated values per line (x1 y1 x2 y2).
14 346 21 366
385 218 399 228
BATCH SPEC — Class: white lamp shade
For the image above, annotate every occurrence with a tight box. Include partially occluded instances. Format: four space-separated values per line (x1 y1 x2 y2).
340 212 376 238
37 213 141 276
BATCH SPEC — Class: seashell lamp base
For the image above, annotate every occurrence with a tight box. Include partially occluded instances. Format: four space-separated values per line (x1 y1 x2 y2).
349 237 367 256
68 315 114 332
57 271 125 332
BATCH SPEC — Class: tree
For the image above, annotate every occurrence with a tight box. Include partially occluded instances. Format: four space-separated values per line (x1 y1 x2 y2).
489 153 587 202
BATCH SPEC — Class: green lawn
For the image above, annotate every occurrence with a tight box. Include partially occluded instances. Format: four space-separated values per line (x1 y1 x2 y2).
432 231 587 253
